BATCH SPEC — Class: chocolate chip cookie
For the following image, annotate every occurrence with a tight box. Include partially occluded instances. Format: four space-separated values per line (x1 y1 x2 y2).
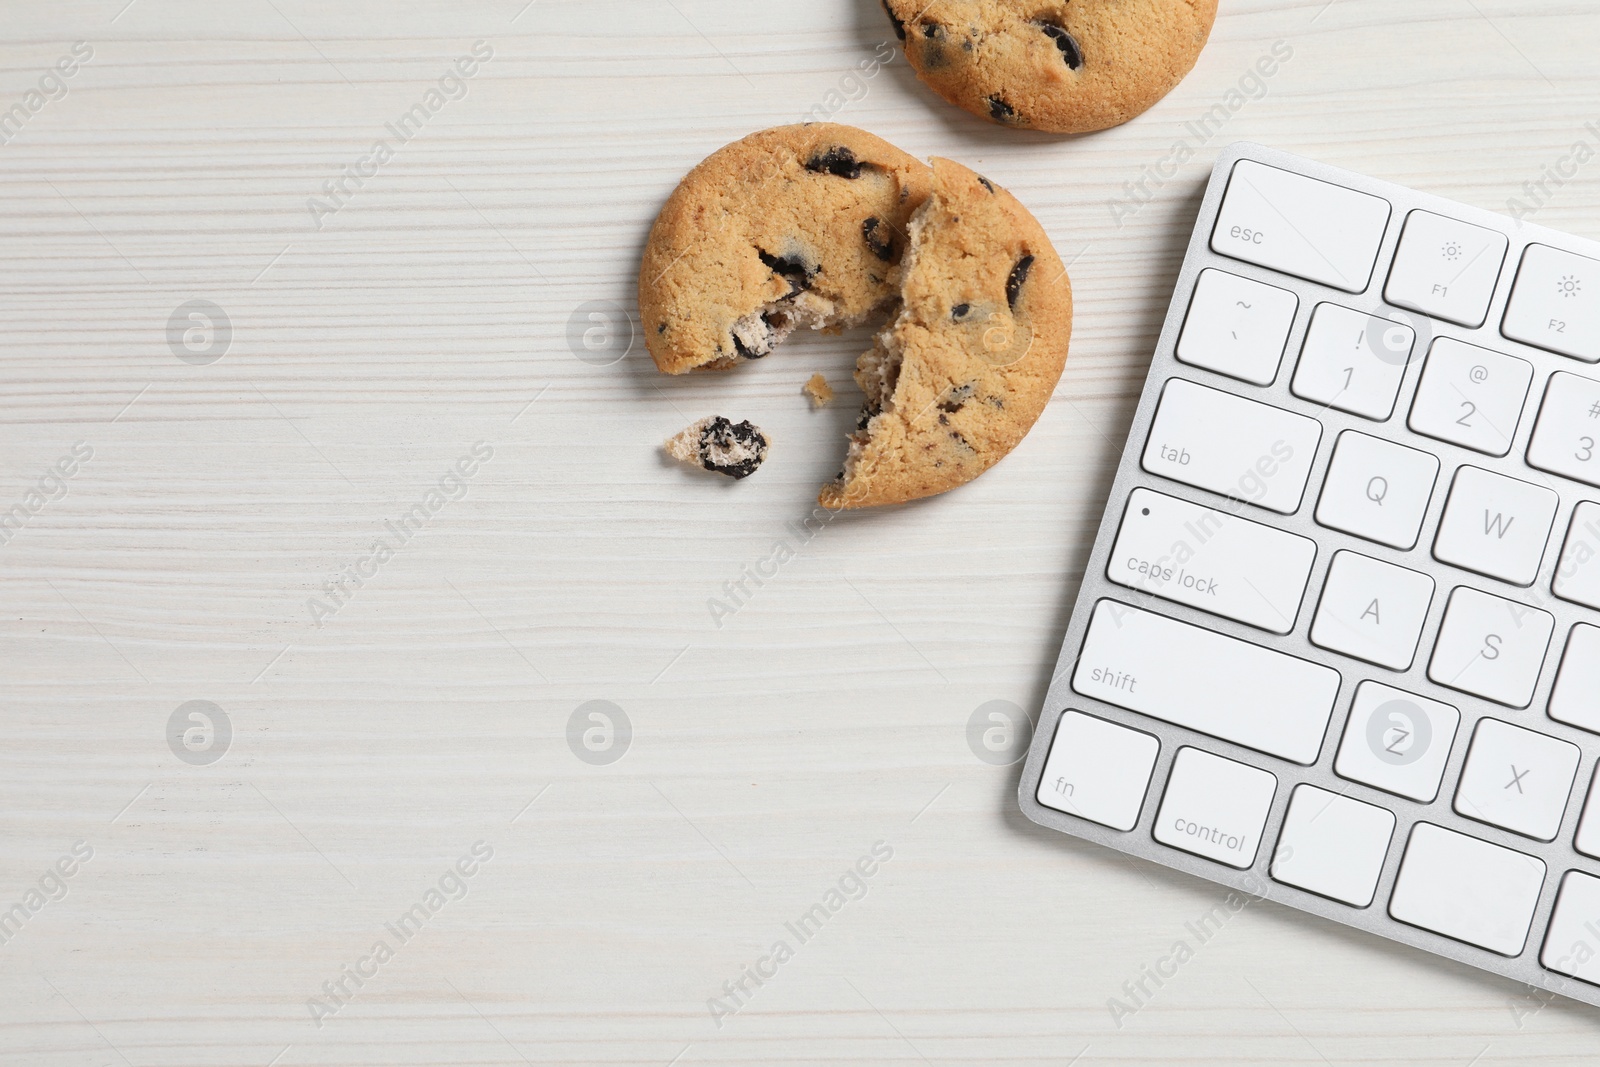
883 0 1218 133
641 124 933 374
819 157 1072 509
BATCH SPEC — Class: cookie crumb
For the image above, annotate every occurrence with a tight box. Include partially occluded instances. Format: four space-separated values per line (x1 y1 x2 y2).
803 373 834 409
664 416 770 480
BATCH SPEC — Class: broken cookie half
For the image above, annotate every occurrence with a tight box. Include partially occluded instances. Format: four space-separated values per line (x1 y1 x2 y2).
822 157 1072 509
641 126 1071 508
640 124 933 373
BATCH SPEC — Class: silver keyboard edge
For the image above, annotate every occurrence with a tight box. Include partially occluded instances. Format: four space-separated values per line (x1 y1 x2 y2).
1018 140 1600 1008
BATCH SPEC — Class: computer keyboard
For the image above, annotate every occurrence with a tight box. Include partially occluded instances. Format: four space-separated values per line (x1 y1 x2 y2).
1017 141 1600 1005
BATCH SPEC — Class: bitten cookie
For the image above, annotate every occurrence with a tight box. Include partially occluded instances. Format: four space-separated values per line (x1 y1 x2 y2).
882 0 1217 134
641 125 933 374
820 157 1072 510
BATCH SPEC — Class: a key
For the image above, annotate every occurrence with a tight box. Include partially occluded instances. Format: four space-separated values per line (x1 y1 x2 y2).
1272 785 1395 907
1211 160 1392 292
1554 502 1600 610
1541 872 1600 984
1503 243 1600 363
1035 711 1160 831
1291 302 1413 420
1334 681 1460 803
1310 551 1435 670
1315 431 1440 550
1453 718 1579 841
1549 624 1600 735
1073 600 1340 764
1153 747 1277 869
1428 586 1554 708
1389 823 1545 956
1408 338 1534 457
1572 769 1600 860
1142 378 1323 515
1384 210 1508 329
1176 268 1299 385
1432 466 1559 586
1528 371 1600 487
1108 488 1317 634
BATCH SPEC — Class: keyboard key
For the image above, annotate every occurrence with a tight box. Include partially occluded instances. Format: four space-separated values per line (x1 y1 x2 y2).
1541 871 1600 984
1073 600 1340 764
1109 488 1316 634
1035 711 1160 831
1142 378 1322 515
1335 681 1460 802
1389 823 1545 956
1211 160 1391 293
1315 431 1440 550
1310 551 1435 670
1154 747 1277 868
1432 466 1559 586
1454 718 1580 841
1528 371 1600 487
1574 770 1600 859
1550 624 1600 735
1428 586 1554 708
1408 338 1533 456
1554 502 1600 610
1291 303 1412 420
1384 210 1509 329
1272 785 1395 907
1503 244 1600 363
1176 268 1299 385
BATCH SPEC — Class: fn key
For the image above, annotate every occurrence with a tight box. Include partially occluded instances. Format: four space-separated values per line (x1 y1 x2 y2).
1036 711 1159 832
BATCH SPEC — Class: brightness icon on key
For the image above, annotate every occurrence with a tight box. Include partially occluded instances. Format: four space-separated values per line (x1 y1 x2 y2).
1560 274 1582 298
1441 241 1462 261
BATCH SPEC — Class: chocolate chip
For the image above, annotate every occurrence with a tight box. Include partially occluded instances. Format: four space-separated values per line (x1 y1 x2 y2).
977 175 995 194
937 413 949 426
921 21 943 38
757 249 816 294
938 382 975 412
657 322 667 334
951 303 970 320
856 403 881 431
1006 254 1035 309
862 217 895 262
1036 22 1084 70
988 96 1016 123
805 147 864 179
732 335 765 360
882 0 906 40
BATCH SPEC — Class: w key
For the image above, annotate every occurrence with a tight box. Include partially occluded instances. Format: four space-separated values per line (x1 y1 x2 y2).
1433 466 1558 586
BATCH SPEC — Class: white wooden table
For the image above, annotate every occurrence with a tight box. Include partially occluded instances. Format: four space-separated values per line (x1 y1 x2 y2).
5 1 1600 1063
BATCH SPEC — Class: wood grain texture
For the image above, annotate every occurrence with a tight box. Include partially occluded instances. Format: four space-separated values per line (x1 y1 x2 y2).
3 0 1600 1063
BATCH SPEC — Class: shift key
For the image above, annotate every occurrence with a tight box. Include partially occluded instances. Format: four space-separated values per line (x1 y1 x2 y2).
1143 378 1322 514
1110 488 1317 634
1073 600 1341 764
